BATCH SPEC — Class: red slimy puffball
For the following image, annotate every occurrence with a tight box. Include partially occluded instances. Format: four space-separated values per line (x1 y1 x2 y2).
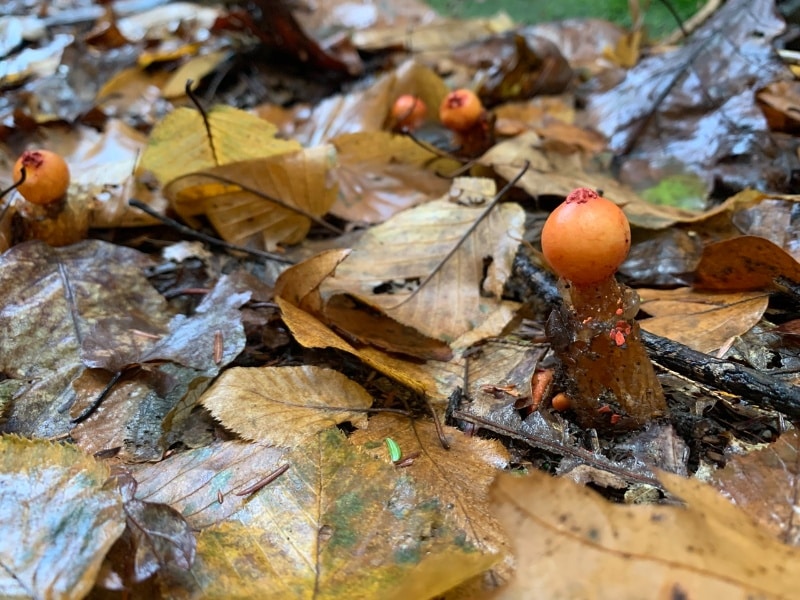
13 149 70 205
391 95 427 130
439 89 483 132
541 188 630 285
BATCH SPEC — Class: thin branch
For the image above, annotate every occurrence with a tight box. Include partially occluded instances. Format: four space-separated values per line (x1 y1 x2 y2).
186 79 219 165
128 199 295 264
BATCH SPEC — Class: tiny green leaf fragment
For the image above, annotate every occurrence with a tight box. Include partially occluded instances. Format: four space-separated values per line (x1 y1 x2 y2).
384 437 402 463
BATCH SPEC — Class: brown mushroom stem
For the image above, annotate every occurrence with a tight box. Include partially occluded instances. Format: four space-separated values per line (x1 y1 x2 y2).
547 276 667 432
14 194 88 247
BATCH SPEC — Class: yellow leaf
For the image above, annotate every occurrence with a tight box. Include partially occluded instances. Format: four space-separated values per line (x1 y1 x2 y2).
139 104 300 185
161 428 497 599
165 145 337 249
200 365 372 447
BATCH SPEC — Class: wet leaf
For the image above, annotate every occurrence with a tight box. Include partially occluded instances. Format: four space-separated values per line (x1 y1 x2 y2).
331 131 455 223
132 441 286 529
294 60 450 147
708 429 800 546
483 131 698 229
638 288 769 353
694 236 800 291
165 145 338 249
585 0 793 193
0 240 168 439
200 365 372 447
158 427 498 599
68 274 249 460
491 469 800 599
321 178 524 344
0 437 125 599
139 104 301 185
351 414 510 582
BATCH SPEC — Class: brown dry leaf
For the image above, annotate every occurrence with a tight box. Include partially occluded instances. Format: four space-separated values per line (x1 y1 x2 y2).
158 427 497 599
491 469 800 599
482 131 699 229
320 178 524 344
709 429 800 546
139 104 301 185
274 252 462 400
330 131 456 223
200 365 371 447
132 440 286 529
0 437 125 599
165 144 337 249
758 80 800 133
276 297 461 400
638 288 770 353
694 235 800 291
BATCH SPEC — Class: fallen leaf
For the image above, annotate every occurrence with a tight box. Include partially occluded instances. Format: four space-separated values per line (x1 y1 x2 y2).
158 427 498 599
0 436 125 599
132 440 286 529
491 469 800 599
331 131 455 223
483 131 700 229
585 0 792 194
165 144 338 249
200 365 372 447
0 240 167 439
104 474 196 584
709 429 800 546
321 178 524 343
351 413 510 585
139 103 300 185
638 288 769 353
694 236 800 291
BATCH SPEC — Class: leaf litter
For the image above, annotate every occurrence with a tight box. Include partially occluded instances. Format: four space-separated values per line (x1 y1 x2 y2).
3 0 800 597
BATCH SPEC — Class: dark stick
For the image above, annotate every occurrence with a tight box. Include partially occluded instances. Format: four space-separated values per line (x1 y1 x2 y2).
641 330 800 420
128 199 294 264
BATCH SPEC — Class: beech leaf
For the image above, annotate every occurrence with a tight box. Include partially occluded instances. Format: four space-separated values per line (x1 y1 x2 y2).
200 365 372 447
0 437 125 599
321 178 524 343
491 470 800 598
158 428 498 599
638 288 770 353
139 104 300 185
165 145 338 250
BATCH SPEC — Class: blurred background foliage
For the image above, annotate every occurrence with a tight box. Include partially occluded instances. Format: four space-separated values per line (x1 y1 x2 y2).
425 0 703 38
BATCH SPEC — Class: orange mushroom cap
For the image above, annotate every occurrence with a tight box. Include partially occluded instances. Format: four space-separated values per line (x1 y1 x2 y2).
541 188 630 285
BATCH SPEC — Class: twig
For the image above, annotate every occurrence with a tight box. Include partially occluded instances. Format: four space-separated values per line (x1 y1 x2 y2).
661 0 722 44
641 330 800 420
128 199 295 264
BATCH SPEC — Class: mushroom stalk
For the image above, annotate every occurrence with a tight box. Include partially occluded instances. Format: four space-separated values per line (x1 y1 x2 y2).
541 188 667 432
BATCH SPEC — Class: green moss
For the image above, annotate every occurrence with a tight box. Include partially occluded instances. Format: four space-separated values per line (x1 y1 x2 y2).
426 0 702 38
